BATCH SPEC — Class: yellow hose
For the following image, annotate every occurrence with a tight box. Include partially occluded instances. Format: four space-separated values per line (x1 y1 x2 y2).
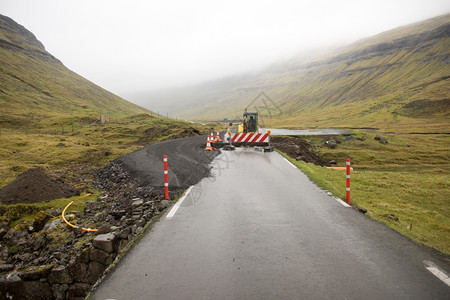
62 193 98 232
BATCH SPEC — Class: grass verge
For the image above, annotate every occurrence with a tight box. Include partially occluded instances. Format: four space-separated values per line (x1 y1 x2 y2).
276 131 450 256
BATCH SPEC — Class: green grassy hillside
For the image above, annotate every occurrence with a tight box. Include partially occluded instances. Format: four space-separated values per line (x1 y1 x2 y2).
0 14 214 190
0 14 150 128
146 14 450 133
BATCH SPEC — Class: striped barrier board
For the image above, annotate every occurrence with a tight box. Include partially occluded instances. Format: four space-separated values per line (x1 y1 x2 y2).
231 133 269 143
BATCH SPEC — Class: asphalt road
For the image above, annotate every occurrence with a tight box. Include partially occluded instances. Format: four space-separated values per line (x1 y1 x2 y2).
92 148 449 299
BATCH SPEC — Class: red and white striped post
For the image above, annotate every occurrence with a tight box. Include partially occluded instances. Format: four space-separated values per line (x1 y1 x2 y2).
346 158 351 204
163 155 169 200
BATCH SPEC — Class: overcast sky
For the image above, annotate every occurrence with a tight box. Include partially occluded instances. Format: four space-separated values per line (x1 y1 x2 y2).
1 0 449 98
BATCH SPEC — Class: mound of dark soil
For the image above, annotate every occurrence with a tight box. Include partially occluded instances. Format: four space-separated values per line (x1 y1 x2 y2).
271 136 329 166
0 168 79 205
114 135 220 189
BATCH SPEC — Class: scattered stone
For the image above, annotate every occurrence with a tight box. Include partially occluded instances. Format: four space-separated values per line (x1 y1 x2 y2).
325 139 337 149
64 214 76 221
16 264 54 281
96 225 111 235
52 283 69 300
42 218 63 231
84 201 99 212
92 233 118 253
89 248 113 266
87 261 107 284
358 208 368 214
48 265 72 284
158 200 169 210
375 135 388 144
2 228 28 246
66 282 90 299
384 214 399 221
0 264 14 272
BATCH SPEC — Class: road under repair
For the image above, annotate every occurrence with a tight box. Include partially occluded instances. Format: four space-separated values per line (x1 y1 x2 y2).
91 147 449 299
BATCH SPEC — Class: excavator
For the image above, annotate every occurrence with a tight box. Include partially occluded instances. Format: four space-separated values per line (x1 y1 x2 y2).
215 108 273 151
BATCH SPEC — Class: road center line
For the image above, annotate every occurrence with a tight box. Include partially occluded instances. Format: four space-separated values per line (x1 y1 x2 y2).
423 261 450 287
166 185 194 220
282 157 297 169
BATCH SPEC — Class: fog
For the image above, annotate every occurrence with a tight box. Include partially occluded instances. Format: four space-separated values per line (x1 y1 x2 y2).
1 0 449 102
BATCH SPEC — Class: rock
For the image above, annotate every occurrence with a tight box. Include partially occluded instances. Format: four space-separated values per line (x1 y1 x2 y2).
78 248 90 264
66 282 90 299
295 156 305 161
45 208 62 216
379 137 388 144
17 264 54 281
0 273 22 298
406 143 411 147
87 261 107 284
136 219 146 228
358 208 368 214
64 214 77 221
375 135 388 144
2 228 28 245
92 233 118 253
96 225 111 235
29 232 51 251
42 218 63 231
158 200 169 210
132 198 144 207
68 260 88 283
52 283 69 300
117 227 131 239
90 248 113 266
325 140 337 149
28 211 53 233
135 227 143 235
0 244 10 260
48 265 72 284
0 264 14 272
329 160 337 165
84 201 99 212
118 239 128 251
0 274 53 300
384 214 399 221
94 211 108 222
0 228 8 240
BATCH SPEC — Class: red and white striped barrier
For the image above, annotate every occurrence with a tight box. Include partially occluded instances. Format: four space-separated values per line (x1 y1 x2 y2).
163 155 169 200
231 132 269 143
346 158 351 205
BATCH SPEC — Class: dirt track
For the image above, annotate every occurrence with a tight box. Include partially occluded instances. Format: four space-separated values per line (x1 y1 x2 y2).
115 135 220 189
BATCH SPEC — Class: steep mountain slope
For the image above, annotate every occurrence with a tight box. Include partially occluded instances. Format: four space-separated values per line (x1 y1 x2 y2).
0 14 150 127
141 14 450 132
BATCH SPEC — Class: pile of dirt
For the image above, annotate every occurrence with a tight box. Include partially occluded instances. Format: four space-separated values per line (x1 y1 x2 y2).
271 136 329 166
115 135 220 188
0 168 79 205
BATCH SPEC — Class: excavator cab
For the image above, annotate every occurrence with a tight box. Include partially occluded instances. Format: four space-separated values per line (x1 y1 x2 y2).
240 108 258 133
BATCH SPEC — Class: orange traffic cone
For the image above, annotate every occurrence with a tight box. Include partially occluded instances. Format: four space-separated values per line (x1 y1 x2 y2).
204 136 216 151
214 131 222 142
210 132 214 141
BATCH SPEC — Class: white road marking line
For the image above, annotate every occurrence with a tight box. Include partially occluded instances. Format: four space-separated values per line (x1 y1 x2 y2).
328 193 351 207
166 185 194 220
283 157 297 169
424 261 450 287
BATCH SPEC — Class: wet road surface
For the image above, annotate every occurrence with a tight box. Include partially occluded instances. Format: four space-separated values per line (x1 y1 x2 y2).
91 149 449 299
